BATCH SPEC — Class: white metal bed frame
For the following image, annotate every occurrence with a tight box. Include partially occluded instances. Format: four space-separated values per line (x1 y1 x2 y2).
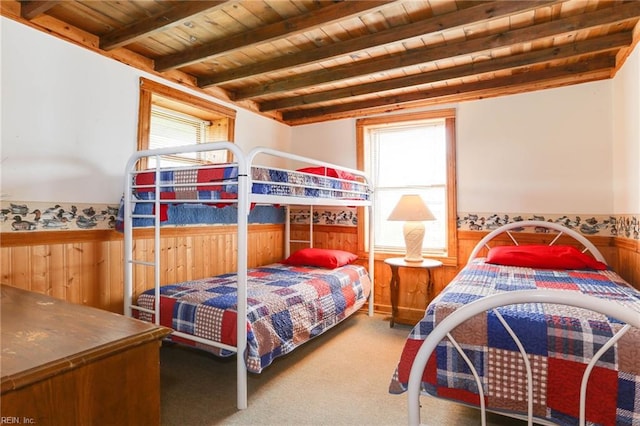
406 220 640 426
123 142 374 410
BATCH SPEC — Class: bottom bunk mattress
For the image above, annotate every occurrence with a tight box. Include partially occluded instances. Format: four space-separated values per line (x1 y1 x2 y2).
389 259 640 426
136 262 371 373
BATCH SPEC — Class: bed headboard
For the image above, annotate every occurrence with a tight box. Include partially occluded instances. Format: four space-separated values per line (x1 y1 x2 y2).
468 220 607 264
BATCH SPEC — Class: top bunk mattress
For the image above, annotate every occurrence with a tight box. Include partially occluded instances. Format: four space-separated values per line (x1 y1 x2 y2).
132 165 370 202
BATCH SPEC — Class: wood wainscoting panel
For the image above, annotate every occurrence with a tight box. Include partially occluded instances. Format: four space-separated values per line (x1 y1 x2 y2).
1 224 284 313
3 225 633 321
289 224 358 254
614 237 640 290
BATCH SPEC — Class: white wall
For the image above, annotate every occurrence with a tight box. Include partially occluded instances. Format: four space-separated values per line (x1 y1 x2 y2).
0 18 290 203
292 81 619 216
235 108 292 167
1 18 138 203
456 81 613 214
612 46 640 215
288 119 357 169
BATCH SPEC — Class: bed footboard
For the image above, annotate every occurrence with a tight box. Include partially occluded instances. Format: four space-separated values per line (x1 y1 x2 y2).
407 290 640 426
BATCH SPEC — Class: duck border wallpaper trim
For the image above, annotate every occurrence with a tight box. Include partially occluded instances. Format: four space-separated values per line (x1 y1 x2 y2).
2 201 119 232
457 212 639 240
2 201 638 242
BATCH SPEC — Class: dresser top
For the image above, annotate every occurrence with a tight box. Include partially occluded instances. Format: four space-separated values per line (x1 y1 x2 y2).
1 285 171 393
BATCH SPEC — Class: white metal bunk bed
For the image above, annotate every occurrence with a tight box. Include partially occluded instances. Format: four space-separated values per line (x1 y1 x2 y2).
123 142 374 410
388 221 640 426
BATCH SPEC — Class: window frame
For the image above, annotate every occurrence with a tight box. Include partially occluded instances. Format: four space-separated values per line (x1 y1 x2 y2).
137 77 236 169
356 109 458 264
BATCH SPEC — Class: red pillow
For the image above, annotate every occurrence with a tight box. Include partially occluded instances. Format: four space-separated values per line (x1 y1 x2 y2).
485 245 607 270
283 248 358 269
297 166 356 181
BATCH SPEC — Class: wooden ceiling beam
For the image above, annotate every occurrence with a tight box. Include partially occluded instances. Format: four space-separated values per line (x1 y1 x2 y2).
199 0 558 87
261 31 631 111
19 0 59 20
282 55 615 123
100 1 227 51
154 0 393 72
237 1 640 101
5 0 635 126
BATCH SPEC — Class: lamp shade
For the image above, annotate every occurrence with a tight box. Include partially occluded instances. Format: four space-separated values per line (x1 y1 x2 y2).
387 195 435 222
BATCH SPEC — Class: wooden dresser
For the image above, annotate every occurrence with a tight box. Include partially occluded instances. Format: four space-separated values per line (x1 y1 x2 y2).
1 285 171 425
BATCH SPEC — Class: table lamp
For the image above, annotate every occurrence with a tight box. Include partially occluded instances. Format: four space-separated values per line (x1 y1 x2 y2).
387 194 435 262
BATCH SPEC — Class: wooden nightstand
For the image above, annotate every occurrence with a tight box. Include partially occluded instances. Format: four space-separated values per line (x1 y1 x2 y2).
384 257 443 327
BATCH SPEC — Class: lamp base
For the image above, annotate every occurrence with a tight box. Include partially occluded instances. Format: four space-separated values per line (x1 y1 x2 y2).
403 221 425 263
403 256 424 263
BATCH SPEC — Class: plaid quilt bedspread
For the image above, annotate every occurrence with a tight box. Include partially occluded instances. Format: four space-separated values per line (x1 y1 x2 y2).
132 165 369 201
251 167 369 200
136 263 371 373
389 259 640 426
134 166 239 201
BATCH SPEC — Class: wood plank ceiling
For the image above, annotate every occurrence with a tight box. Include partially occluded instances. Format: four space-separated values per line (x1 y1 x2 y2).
4 0 640 126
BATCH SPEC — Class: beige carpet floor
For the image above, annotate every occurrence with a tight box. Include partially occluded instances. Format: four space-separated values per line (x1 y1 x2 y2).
159 312 525 425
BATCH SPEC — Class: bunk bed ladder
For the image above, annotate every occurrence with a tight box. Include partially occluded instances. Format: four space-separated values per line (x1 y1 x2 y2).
285 205 314 256
123 156 163 324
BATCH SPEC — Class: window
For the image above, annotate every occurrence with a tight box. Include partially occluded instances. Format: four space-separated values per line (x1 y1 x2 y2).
137 78 236 169
357 109 457 259
148 106 226 168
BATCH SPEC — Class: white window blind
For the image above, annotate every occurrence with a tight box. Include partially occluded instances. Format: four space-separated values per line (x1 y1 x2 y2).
150 107 206 149
148 106 226 167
